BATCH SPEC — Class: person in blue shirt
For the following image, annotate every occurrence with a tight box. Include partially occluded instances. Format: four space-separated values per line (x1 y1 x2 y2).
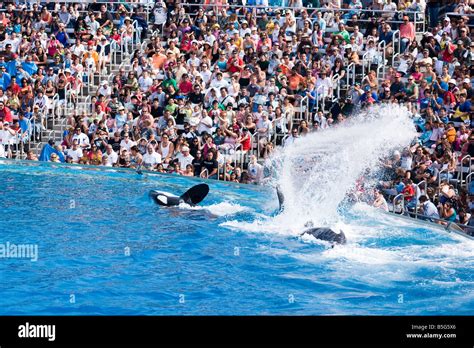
21 56 38 76
379 24 394 46
420 89 443 113
306 81 318 113
55 24 70 48
359 85 378 105
0 65 11 91
452 93 472 122
18 113 32 142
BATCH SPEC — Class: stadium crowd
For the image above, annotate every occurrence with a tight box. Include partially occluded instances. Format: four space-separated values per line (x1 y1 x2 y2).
0 1 472 228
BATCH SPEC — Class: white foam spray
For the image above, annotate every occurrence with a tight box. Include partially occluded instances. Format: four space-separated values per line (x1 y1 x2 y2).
266 104 417 230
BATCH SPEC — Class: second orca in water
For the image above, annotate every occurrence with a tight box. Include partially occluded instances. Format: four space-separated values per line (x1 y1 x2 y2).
276 186 347 245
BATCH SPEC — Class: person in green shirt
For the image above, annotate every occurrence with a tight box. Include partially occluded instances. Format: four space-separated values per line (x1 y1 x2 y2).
332 23 350 44
164 98 178 117
162 74 177 91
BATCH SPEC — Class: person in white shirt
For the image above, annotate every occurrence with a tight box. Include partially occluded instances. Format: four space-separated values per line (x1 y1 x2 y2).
219 87 236 109
247 155 264 184
210 72 229 90
256 112 273 152
0 122 16 158
66 140 83 163
153 1 167 26
316 72 333 99
138 70 153 93
142 144 162 169
175 146 194 169
373 189 389 212
199 62 213 86
104 144 118 166
284 129 300 146
71 39 86 59
96 80 112 98
72 127 90 149
419 195 440 220
197 110 213 135
120 134 136 152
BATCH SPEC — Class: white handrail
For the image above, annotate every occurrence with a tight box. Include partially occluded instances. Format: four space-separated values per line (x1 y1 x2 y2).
393 193 405 214
362 51 370 78
377 40 386 80
392 29 401 57
332 73 340 100
346 62 355 87
315 84 324 113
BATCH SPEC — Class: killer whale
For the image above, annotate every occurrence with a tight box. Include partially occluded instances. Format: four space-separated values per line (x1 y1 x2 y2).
301 227 347 244
150 183 209 207
276 186 347 245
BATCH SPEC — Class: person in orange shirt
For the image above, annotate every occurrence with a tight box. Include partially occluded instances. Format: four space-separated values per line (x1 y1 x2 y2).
151 49 167 71
445 122 457 144
83 46 99 69
288 69 303 92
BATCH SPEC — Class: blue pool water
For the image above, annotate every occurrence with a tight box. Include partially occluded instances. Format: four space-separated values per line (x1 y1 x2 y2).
1 160 473 315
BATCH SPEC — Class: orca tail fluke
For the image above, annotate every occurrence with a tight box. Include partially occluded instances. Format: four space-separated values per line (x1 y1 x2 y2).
180 183 210 205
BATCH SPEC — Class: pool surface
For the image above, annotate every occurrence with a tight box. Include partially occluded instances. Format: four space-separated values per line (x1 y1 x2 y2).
1 160 473 315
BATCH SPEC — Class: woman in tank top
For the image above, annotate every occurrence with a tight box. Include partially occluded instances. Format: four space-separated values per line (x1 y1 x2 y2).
158 133 174 164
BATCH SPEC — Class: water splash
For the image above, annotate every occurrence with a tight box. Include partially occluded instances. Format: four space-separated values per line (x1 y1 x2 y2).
178 201 250 216
266 104 417 230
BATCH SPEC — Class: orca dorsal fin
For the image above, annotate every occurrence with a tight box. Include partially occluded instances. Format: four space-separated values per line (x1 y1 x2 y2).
180 184 210 205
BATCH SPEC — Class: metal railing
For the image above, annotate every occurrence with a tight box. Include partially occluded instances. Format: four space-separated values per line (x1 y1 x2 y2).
391 29 401 66
392 193 405 214
376 40 387 81
346 62 356 88
332 73 340 100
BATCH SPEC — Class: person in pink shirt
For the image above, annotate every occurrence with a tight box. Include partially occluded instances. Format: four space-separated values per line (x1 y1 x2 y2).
400 15 415 53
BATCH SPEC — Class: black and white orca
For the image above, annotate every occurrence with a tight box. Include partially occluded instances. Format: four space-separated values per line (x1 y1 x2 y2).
150 183 209 207
301 226 347 245
276 186 347 245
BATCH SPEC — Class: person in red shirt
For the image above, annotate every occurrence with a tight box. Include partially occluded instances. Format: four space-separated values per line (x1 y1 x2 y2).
227 50 244 74
239 127 251 152
0 101 13 123
8 77 21 96
402 178 415 202
178 74 193 95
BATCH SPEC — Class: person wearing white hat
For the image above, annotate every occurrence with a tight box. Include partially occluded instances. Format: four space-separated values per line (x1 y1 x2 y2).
442 16 451 34
142 142 162 170
96 80 111 97
175 145 194 169
462 78 473 98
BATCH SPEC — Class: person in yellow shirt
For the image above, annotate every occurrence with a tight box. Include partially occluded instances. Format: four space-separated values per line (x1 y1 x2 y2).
445 122 457 144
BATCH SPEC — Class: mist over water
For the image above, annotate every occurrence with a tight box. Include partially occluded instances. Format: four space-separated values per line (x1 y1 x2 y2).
264 104 417 233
